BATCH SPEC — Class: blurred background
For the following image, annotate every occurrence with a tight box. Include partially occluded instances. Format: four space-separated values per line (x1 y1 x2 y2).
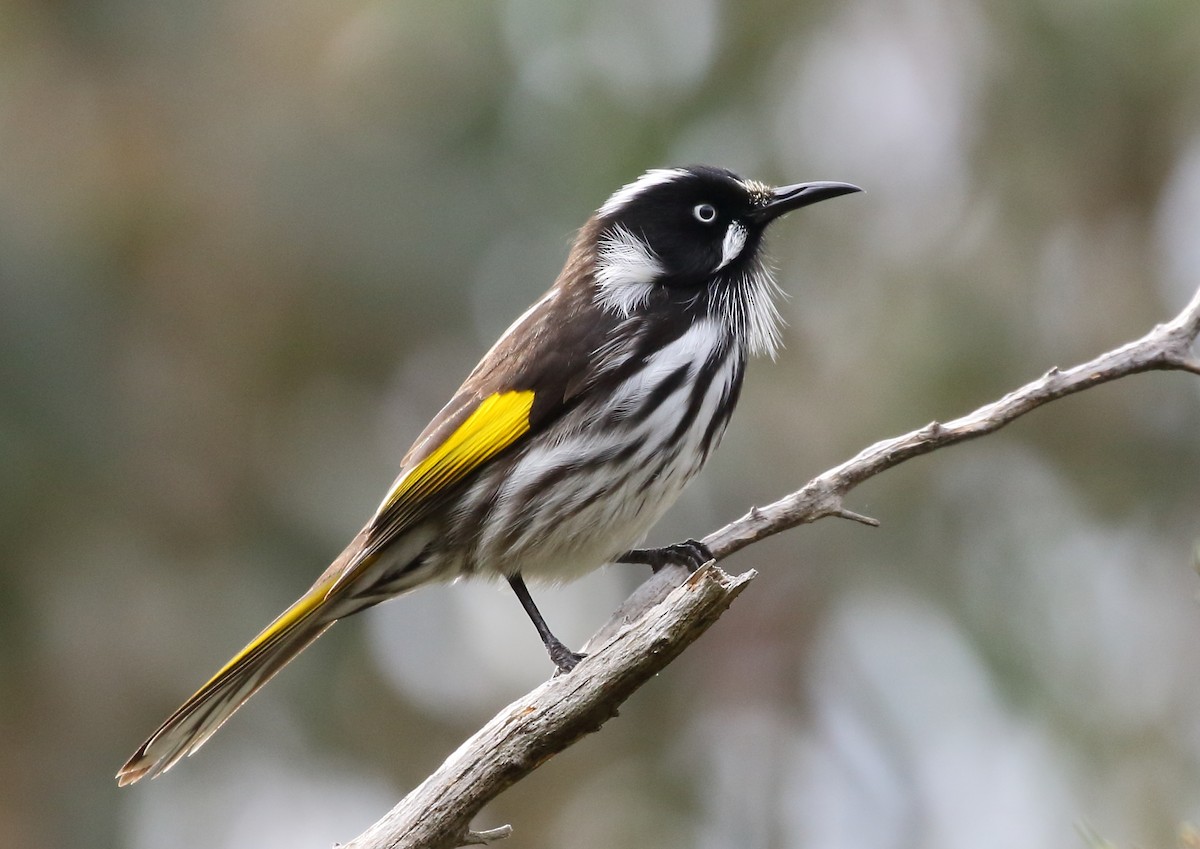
3 0 1200 847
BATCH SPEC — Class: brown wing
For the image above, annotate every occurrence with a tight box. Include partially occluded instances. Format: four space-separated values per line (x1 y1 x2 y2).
361 246 621 555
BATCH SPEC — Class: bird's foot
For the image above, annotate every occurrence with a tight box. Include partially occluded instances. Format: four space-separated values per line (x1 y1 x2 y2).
548 640 586 674
617 538 714 574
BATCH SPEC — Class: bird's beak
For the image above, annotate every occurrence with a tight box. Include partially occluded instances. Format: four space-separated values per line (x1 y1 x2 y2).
748 181 862 225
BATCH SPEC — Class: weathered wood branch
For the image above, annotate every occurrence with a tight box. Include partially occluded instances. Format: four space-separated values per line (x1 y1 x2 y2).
343 564 753 849
704 283 1200 560
344 285 1200 849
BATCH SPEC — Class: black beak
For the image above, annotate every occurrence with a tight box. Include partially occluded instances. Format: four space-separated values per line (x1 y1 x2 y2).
748 181 862 225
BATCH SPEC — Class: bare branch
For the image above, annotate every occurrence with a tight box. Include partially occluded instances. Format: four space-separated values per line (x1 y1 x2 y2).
343 565 753 849
832 507 881 528
344 285 1200 849
461 826 513 845
703 286 1200 560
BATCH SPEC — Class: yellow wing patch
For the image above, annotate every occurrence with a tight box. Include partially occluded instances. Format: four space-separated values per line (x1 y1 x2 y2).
378 389 535 521
199 391 535 689
198 589 325 687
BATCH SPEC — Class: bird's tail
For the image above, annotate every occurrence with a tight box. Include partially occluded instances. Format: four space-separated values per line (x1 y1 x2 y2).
117 583 338 785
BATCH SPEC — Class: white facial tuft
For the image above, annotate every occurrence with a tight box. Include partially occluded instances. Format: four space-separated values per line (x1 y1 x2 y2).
741 264 785 359
717 221 748 271
710 259 785 360
594 225 664 317
598 168 688 218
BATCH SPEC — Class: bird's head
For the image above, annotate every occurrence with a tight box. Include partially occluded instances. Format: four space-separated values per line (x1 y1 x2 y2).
585 165 859 355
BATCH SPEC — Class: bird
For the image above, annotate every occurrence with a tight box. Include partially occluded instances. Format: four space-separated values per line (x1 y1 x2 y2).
117 164 860 785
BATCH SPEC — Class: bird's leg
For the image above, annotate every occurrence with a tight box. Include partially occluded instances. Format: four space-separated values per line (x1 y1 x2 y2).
507 574 585 673
616 538 714 573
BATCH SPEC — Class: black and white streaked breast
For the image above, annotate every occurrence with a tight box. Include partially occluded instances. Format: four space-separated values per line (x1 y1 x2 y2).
468 314 744 582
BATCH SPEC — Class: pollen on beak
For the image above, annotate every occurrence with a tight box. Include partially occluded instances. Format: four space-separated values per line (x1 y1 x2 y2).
747 181 862 225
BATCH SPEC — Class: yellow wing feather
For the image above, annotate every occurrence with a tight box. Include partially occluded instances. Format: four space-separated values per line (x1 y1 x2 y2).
234 390 535 660
115 390 538 784
198 588 328 686
221 389 534 672
331 388 535 592
376 389 534 523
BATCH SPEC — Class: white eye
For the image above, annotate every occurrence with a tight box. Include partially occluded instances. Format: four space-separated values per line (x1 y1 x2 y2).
692 203 718 224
